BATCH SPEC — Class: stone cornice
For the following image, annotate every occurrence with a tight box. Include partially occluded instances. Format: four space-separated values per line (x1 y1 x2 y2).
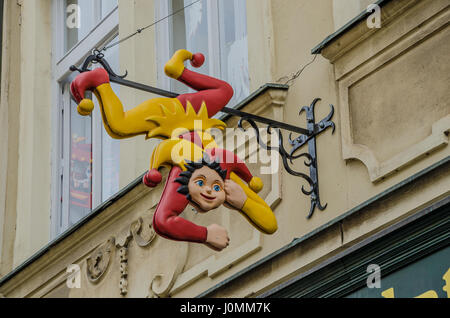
311 0 422 62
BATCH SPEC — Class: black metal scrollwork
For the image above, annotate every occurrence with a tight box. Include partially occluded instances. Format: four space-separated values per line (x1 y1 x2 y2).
238 98 335 219
70 50 128 79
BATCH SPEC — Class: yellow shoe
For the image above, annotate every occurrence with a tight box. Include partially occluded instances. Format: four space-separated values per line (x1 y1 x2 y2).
164 49 193 79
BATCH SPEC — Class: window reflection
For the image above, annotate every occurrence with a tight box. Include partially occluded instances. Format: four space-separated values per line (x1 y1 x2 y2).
218 0 249 106
69 96 92 226
167 0 249 107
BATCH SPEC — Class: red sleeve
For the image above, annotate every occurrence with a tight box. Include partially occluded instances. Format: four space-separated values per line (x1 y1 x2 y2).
152 166 208 243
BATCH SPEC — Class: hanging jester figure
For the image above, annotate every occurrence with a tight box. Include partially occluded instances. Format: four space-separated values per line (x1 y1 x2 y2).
70 49 277 251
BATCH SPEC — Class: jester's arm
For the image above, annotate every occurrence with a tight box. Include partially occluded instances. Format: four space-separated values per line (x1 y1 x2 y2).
228 173 278 235
152 166 208 243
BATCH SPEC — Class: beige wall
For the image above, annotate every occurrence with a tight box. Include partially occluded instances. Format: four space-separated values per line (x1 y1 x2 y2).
0 0 22 276
246 0 276 91
0 0 448 298
0 0 52 272
13 0 52 268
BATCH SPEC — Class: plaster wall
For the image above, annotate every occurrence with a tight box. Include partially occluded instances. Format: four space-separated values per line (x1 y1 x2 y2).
0 0 21 276
0 0 53 271
12 0 52 269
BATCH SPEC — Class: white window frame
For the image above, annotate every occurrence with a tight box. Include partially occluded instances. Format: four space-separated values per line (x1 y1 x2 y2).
50 0 119 238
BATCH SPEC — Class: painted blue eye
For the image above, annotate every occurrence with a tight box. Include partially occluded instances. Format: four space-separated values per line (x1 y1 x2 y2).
213 185 221 192
196 180 204 187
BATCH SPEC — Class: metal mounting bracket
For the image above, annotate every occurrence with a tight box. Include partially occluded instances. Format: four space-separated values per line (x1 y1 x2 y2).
237 98 335 218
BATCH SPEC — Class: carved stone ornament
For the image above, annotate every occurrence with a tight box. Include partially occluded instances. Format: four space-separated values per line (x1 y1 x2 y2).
86 237 115 283
84 213 157 296
131 216 156 247
115 215 156 296
147 242 189 298
115 228 133 296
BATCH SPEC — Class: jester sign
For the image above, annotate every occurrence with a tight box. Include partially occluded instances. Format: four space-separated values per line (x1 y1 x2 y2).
70 49 277 251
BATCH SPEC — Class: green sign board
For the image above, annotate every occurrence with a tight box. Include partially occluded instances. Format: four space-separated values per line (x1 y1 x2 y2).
346 245 450 298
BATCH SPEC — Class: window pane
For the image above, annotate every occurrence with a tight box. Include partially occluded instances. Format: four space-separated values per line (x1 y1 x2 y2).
69 96 92 226
101 0 118 19
170 0 210 93
167 0 249 106
183 0 209 75
65 0 101 52
218 0 249 106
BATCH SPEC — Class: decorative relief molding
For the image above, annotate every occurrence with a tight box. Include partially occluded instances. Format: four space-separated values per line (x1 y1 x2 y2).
131 216 156 248
324 0 450 182
85 213 156 296
147 243 189 298
86 237 115 284
115 233 132 296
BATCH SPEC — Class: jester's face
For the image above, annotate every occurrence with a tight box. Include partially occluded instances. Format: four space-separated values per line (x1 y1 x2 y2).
188 166 226 213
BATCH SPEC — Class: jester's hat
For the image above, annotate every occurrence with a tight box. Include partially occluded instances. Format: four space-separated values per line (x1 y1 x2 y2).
143 139 263 193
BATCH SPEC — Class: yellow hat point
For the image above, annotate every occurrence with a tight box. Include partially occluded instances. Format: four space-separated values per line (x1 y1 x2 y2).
249 176 263 193
77 99 94 116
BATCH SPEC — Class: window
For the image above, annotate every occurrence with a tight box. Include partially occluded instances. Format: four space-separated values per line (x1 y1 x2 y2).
52 0 119 236
65 0 118 53
155 0 249 110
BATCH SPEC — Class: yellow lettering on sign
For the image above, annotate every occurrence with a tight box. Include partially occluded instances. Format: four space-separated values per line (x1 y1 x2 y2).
442 268 450 298
414 290 438 298
380 267 450 298
381 288 394 298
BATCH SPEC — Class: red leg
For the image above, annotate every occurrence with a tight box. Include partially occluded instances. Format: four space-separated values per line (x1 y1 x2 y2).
176 68 234 117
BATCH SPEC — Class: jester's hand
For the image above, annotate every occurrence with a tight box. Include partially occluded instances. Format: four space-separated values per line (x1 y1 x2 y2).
224 179 248 211
206 224 230 251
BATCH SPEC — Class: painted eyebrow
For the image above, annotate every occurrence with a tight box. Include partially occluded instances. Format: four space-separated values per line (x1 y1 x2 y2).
194 175 206 180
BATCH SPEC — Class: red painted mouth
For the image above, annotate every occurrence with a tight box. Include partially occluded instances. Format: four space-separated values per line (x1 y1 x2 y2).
200 193 216 201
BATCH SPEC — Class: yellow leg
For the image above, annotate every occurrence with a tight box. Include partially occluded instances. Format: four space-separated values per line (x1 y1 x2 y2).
93 83 181 139
230 172 278 234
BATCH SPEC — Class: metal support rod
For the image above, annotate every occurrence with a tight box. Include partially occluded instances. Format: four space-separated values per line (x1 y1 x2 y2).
222 107 311 136
109 75 312 136
109 76 179 98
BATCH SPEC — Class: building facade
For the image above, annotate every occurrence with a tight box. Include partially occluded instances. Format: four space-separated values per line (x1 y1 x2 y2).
0 0 449 298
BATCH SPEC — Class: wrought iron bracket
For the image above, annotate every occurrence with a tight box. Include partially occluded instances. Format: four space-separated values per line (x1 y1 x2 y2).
70 52 335 219
237 98 335 219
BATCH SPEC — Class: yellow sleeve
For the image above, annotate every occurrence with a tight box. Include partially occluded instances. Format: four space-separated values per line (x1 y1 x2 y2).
230 173 278 235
